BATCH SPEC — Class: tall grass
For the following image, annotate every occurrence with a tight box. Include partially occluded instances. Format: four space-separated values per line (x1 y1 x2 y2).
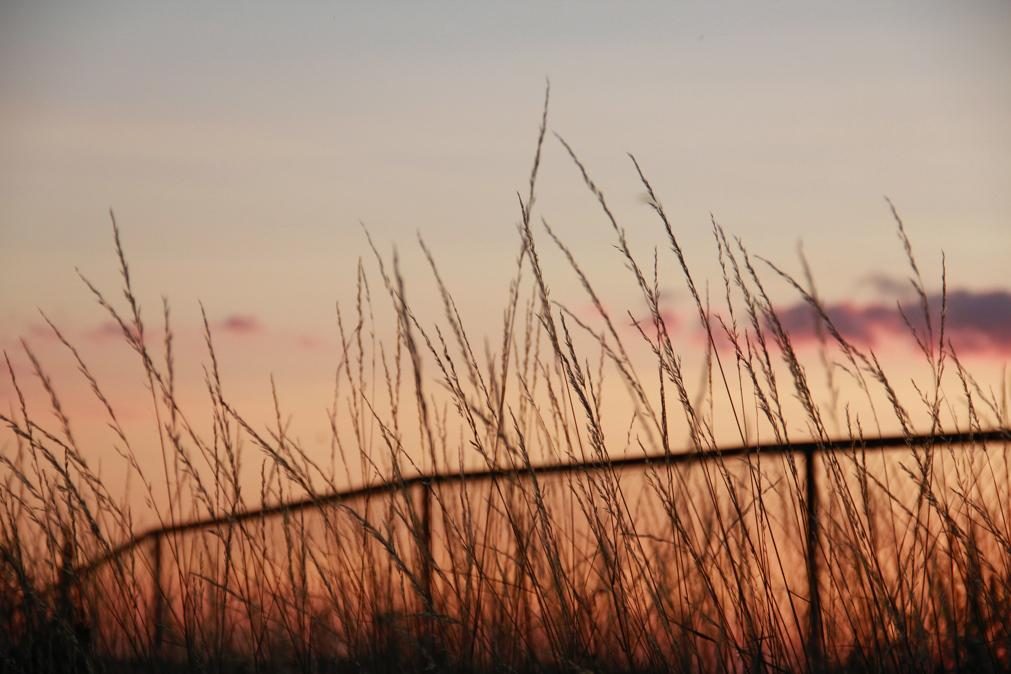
2 91 1009 673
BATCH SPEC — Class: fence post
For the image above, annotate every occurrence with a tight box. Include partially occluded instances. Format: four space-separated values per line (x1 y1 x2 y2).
420 480 434 611
804 446 823 670
151 533 165 658
416 480 440 662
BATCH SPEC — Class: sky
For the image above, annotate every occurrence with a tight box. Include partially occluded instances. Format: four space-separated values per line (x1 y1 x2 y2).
1 2 1009 500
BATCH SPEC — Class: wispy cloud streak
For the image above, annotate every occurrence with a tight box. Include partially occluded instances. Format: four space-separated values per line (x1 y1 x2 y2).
217 314 263 335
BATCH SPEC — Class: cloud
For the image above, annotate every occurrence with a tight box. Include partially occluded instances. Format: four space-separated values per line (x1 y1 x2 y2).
90 321 123 340
858 273 913 298
577 299 681 340
773 302 902 346
26 323 59 341
218 314 263 335
771 288 1011 354
86 320 144 344
943 289 1011 353
295 334 324 350
630 308 679 340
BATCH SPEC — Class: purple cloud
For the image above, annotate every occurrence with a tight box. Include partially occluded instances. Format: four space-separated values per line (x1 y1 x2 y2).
774 302 902 346
943 289 1011 353
772 288 1011 354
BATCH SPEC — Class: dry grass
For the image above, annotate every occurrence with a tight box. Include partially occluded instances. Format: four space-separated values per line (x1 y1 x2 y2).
2 90 1010 673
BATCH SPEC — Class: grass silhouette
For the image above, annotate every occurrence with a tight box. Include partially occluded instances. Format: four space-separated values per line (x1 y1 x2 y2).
2 89 1009 673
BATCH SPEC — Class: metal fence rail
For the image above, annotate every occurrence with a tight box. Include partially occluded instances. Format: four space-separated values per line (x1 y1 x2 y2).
74 426 1011 664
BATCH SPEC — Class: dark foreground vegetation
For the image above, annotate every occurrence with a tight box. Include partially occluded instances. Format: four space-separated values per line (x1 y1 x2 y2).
3 92 1010 672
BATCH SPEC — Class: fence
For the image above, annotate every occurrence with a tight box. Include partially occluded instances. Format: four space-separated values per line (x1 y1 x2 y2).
72 427 1010 667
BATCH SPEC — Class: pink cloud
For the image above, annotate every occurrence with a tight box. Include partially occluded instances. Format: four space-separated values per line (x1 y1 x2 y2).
575 301 681 341
25 324 59 341
86 320 144 344
295 334 324 350
630 308 679 340
218 314 263 336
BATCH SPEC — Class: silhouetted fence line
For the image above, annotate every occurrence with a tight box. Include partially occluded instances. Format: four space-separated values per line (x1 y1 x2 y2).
72 426 1010 663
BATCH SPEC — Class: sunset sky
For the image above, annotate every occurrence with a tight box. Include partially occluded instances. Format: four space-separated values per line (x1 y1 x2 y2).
1 2 1009 493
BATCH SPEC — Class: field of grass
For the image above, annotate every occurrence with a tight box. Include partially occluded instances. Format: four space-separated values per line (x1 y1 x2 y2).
2 93 1009 673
